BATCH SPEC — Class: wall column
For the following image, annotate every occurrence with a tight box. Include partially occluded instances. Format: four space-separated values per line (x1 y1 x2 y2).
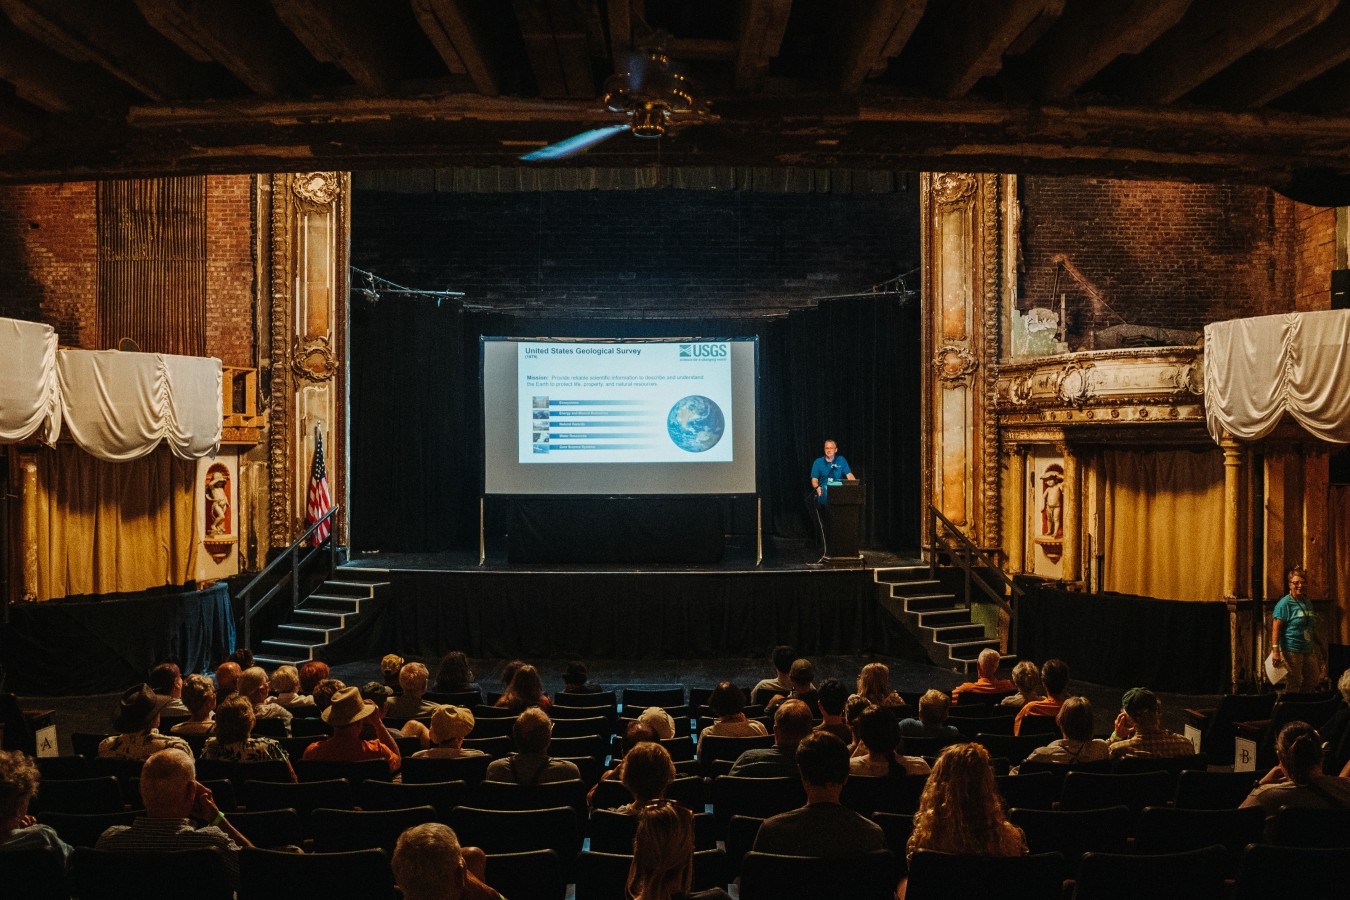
18 453 38 601
1222 436 1245 600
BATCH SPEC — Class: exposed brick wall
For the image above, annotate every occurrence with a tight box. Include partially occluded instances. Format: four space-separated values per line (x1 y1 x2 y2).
0 182 98 345
205 175 256 367
1019 177 1299 346
0 177 257 364
1293 202 1335 311
351 187 920 313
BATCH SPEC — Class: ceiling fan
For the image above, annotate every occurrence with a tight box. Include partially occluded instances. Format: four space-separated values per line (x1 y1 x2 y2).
521 50 714 161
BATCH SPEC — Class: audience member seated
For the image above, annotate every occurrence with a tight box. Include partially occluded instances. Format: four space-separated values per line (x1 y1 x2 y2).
590 720 658 806
1319 669 1350 765
729 699 814 778
392 822 502 900
765 658 819 716
1000 660 1045 710
411 706 487 760
609 742 677 812
302 685 402 774
498 660 525 695
270 665 314 710
98 684 193 760
171 674 217 735
1019 696 1109 766
494 664 551 714
752 731 888 857
638 706 677 741
95 748 253 888
1240 720 1350 819
899 690 962 745
485 708 580 785
1013 659 1070 735
0 748 72 862
1107 687 1196 759
381 654 406 691
388 662 439 720
850 662 908 712
843 695 871 752
562 660 604 695
697 682 767 758
297 660 330 697
149 661 190 717
229 649 255 671
750 645 797 708
952 648 1015 704
311 678 345 713
434 651 480 696
815 679 853 743
850 706 930 777
199 696 296 781
214 661 241 699
238 666 293 736
627 800 732 900
906 742 1027 858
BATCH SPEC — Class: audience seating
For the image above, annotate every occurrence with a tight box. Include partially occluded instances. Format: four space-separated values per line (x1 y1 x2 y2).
839 774 929 815
35 755 88 780
1232 844 1350 899
552 690 617 709
620 686 685 712
199 778 238 812
288 717 331 738
688 686 714 710
465 713 516 738
740 848 896 900
1073 844 1228 900
225 808 304 849
710 776 806 835
550 715 611 738
37 809 138 847
575 847 726 900
1015 758 1112 791
1185 692 1276 765
547 734 609 766
975 732 1056 763
32 776 124 814
310 805 438 853
70 733 110 759
1111 752 1207 778
994 771 1058 810
70 846 234 900
473 778 588 821
1059 770 1173 815
895 734 950 757
1008 806 1132 865
871 811 915 868
240 778 354 831
291 757 391 786
953 689 1017 707
484 849 565 900
658 735 695 762
400 754 491 786
447 805 582 877
953 713 1016 739
251 718 289 738
695 733 773 775
237 846 396 900
1245 695 1343 768
1267 806 1350 848
1172 769 1258 809
278 736 319 759
1134 805 1265 876
1016 714 1062 736
556 754 603 788
723 814 763 877
905 850 1067 900
459 734 513 758
196 758 295 788
360 777 469 819
423 688 484 707
0 843 69 900
87 757 146 802
588 807 718 854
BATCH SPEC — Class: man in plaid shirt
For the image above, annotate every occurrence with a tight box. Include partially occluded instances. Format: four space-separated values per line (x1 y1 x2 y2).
1107 688 1196 759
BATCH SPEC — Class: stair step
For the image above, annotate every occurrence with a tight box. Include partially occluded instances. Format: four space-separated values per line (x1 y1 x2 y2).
291 608 350 628
930 623 988 643
873 566 932 584
259 639 318 661
887 579 944 595
901 593 963 613
254 653 308 668
318 580 382 598
304 595 364 614
915 610 972 628
276 623 335 645
946 639 1002 661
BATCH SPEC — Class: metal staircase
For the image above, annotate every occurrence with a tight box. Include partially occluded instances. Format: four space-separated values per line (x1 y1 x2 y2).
253 569 390 668
874 564 1009 674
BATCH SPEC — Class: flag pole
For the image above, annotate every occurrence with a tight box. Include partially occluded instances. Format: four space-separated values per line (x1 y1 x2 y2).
478 496 486 567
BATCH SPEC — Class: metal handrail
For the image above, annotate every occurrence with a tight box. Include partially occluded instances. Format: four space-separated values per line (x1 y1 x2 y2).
238 505 339 650
929 504 1023 653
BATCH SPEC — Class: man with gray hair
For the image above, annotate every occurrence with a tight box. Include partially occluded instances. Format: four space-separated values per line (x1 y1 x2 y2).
392 822 502 900
485 708 581 785
96 748 252 885
238 665 293 735
951 648 1015 704
729 698 814 778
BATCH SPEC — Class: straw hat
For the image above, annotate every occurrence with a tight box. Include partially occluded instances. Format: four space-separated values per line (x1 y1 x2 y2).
323 685 377 726
430 705 475 742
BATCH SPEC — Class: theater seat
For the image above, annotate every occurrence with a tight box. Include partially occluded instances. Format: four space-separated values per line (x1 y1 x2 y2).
905 850 1065 900
740 849 895 900
1073 845 1227 900
70 847 233 900
238 846 396 900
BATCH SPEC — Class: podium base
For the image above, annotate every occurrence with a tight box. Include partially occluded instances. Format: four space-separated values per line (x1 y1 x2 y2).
822 553 864 569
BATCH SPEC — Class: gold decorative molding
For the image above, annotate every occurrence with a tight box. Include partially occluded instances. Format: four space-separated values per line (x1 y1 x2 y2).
933 344 978 385
267 174 295 549
292 171 342 206
291 336 340 382
978 174 1002 547
932 172 978 205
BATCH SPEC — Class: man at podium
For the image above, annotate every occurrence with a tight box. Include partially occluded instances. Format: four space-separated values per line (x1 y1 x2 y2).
810 439 856 504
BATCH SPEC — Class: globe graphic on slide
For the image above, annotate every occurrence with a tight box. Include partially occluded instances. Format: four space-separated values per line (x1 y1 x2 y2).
667 395 725 453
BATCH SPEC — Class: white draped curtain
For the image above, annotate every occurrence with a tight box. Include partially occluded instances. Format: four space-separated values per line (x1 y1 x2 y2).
0 317 61 444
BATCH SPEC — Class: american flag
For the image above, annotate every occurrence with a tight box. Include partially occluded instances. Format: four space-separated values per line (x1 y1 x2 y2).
306 429 333 546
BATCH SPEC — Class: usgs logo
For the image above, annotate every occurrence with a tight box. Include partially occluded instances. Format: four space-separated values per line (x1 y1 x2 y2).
679 343 729 360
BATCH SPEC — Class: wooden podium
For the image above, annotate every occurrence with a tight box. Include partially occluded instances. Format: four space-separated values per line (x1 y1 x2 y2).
823 481 864 567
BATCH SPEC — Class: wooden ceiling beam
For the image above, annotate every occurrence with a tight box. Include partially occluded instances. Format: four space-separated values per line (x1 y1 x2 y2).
1190 3 1350 108
412 0 503 96
0 13 128 112
1280 61 1350 115
270 0 405 93
606 0 631 70
511 0 595 99
0 0 207 101
733 0 792 92
1024 0 1193 100
134 0 323 97
921 0 1064 99
1113 0 1339 104
0 89 42 142
821 0 926 93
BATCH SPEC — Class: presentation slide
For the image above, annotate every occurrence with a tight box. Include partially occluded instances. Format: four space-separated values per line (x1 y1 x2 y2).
483 337 757 495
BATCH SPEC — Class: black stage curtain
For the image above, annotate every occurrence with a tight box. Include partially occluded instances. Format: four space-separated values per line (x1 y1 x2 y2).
350 296 920 554
356 570 902 661
2 584 234 696
510 498 724 564
1016 583 1230 694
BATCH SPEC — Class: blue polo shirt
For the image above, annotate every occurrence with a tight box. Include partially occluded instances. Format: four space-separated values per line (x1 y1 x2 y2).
810 455 851 504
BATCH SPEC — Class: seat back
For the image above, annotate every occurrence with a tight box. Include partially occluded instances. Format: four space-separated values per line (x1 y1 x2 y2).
1233 843 1350 900
546 734 609 767
839 774 928 815
238 846 397 900
195 758 294 788
620 686 685 712
359 778 470 820
473 778 588 820
240 778 354 830
310 805 438 853
905 850 1067 900
225 808 303 849
549 715 611 738
1198 693 1277 764
953 713 1016 739
740 849 896 900
0 843 68 900
400 754 491 786
447 805 581 870
251 717 289 738
871 812 915 868
1060 770 1173 814
460 734 513 758
483 849 565 900
709 775 806 835
1268 806 1350 848
1017 714 1063 736
35 755 88 780
994 771 1058 810
69 846 234 900
424 688 484 707
551 689 618 709
291 757 391 785
1258 697 1345 766
1074 845 1228 900
975 732 1056 764
696 734 773 775
1173 769 1258 809
1134 806 1265 876
37 809 138 847
70 733 110 760
31 776 125 814
555 755 603 789
1008 806 1132 864
1112 752 1207 778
